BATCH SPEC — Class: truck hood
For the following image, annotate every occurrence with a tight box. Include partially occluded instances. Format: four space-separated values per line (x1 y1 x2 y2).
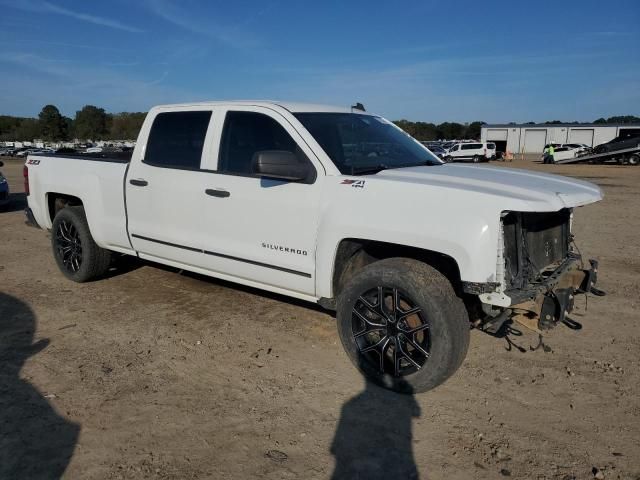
375 164 603 210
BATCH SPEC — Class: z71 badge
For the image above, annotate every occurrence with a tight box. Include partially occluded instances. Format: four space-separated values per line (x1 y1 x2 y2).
341 179 365 189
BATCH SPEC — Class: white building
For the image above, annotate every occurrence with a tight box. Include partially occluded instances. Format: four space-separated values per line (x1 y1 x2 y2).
481 123 640 154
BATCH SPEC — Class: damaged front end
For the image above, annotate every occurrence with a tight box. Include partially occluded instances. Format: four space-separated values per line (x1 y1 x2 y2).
469 209 604 334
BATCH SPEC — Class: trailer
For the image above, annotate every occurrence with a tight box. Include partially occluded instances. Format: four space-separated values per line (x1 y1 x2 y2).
555 146 640 165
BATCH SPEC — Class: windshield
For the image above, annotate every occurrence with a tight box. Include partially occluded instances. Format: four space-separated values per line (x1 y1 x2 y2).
294 113 442 174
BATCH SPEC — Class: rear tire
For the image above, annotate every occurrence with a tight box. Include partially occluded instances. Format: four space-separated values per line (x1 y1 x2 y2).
472 155 480 163
51 206 111 282
336 258 470 393
628 154 640 166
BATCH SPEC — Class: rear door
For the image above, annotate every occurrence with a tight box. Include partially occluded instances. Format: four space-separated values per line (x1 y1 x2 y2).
486 142 496 158
125 108 217 266
553 147 574 161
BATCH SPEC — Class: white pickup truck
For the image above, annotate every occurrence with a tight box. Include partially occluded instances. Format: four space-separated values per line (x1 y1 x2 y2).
24 101 604 393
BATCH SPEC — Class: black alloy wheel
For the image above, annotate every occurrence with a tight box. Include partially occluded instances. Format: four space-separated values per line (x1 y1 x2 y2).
352 286 430 377
51 206 111 282
55 219 83 273
337 258 470 393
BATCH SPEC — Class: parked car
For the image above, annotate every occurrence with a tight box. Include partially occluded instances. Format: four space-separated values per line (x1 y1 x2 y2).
540 146 582 163
594 134 640 154
15 148 33 157
56 147 79 155
24 100 604 393
444 142 490 163
0 161 9 208
427 145 446 159
16 148 53 157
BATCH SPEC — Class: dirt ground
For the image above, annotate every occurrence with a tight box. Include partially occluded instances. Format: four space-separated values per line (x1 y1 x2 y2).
1 156 639 480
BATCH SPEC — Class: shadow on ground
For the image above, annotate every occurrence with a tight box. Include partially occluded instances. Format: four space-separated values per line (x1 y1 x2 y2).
0 192 27 213
330 379 421 480
0 292 79 479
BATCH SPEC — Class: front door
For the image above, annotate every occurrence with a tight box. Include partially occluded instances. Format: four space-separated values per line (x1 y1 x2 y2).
196 107 323 296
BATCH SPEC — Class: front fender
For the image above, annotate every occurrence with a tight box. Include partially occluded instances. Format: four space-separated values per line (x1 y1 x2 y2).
314 179 501 298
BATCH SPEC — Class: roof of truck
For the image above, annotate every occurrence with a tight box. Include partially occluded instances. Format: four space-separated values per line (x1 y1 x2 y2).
152 100 365 114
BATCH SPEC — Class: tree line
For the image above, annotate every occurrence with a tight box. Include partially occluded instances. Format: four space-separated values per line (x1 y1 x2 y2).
395 115 640 141
1 105 638 142
394 120 486 141
0 105 146 141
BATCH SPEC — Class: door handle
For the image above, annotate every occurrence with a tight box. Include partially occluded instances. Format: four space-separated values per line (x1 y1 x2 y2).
205 188 230 198
129 179 148 187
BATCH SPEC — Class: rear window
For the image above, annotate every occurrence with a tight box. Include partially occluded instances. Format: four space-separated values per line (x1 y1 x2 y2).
487 143 496 149
145 111 211 169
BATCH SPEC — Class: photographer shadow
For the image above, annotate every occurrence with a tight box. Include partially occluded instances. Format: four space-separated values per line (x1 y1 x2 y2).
0 292 79 479
330 377 421 480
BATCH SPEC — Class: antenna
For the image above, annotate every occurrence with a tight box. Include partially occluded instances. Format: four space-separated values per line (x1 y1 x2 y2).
351 102 366 112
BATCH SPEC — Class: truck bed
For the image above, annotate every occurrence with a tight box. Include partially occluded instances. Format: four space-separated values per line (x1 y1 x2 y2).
26 153 133 255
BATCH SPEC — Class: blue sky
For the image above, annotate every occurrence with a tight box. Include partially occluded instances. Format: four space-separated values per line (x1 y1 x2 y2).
0 0 638 122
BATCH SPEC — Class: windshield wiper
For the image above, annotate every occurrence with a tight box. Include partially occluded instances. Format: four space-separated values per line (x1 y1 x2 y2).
350 164 390 175
350 161 440 175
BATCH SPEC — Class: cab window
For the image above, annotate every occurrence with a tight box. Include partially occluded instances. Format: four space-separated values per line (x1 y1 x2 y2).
145 111 211 169
218 111 309 176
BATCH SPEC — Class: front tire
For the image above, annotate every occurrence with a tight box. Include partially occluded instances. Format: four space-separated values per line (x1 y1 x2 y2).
336 258 470 393
51 206 111 282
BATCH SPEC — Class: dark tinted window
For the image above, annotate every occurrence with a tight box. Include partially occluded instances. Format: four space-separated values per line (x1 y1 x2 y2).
219 111 301 175
295 113 441 174
461 143 482 150
145 111 211 169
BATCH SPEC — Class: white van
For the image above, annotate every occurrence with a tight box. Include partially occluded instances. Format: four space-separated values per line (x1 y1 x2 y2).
445 142 489 163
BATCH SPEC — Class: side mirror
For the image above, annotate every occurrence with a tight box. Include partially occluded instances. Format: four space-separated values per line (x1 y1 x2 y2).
252 150 311 182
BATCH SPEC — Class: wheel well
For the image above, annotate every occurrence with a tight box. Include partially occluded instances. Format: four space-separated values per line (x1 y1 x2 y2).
332 239 462 298
47 193 83 222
